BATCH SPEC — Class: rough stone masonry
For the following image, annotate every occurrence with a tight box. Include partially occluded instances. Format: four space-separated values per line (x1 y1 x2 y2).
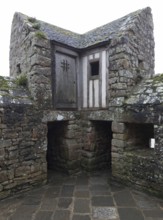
0 7 162 200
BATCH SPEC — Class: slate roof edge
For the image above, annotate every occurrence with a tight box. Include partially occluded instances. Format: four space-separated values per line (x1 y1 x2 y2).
13 7 151 49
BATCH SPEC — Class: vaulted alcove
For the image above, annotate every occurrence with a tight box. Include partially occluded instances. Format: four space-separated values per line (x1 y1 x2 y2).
125 123 155 150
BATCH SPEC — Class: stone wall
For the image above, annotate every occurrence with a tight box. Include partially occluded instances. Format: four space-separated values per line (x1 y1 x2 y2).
111 122 126 176
5 8 162 200
0 77 47 200
47 119 82 174
108 7 154 107
110 75 163 197
9 8 155 111
0 104 47 199
43 111 113 173
81 120 112 171
10 13 52 108
122 151 163 196
0 92 163 200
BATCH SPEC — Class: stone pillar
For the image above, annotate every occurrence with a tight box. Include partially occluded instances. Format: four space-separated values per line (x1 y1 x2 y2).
81 120 112 171
47 120 82 174
111 121 127 177
64 121 82 173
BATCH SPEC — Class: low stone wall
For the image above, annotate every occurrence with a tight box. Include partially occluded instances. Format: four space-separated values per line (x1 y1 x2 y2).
122 151 163 197
111 121 163 197
0 104 47 199
0 77 47 200
1 104 163 199
0 75 163 199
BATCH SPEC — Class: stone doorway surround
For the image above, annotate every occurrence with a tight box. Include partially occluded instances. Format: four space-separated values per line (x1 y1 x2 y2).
44 110 113 174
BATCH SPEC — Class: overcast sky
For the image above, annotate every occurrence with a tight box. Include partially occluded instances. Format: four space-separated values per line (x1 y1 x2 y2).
1 0 162 76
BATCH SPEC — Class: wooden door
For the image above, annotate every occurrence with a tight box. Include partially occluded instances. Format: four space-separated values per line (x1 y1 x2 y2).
55 51 77 109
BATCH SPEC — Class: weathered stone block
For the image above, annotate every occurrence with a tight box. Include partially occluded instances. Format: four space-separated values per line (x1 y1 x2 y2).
8 150 18 160
0 148 5 159
0 190 10 200
112 122 126 133
30 54 51 67
109 97 125 107
15 166 31 177
4 182 16 190
29 67 51 77
30 171 42 178
112 152 121 159
32 37 50 49
112 145 123 153
0 171 8 183
111 83 127 90
8 170 14 180
30 164 40 173
113 133 127 140
112 139 125 148
0 140 11 148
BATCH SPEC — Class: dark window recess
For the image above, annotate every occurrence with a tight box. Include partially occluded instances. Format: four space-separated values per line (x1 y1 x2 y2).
16 63 21 74
126 123 155 150
90 61 99 76
138 59 144 69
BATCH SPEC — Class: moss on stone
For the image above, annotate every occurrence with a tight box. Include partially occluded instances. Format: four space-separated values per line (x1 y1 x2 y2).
27 16 41 30
0 76 9 90
35 31 47 39
153 74 163 82
15 74 28 87
32 23 41 30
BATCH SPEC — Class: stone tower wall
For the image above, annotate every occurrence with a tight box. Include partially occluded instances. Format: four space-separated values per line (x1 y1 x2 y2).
108 7 154 107
10 13 52 108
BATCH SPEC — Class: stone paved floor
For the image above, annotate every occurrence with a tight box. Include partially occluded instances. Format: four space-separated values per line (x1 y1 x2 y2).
0 170 163 220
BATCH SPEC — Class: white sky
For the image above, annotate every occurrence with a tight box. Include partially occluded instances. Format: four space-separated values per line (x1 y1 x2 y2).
1 0 163 76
